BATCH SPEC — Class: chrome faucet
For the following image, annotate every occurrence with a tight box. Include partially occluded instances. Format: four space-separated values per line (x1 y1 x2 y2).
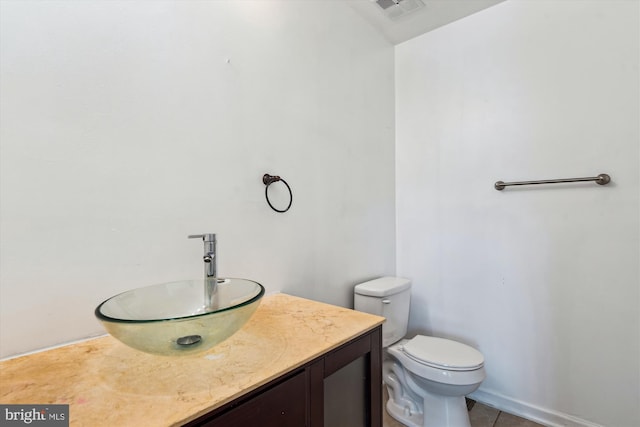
188 233 218 310
188 233 217 278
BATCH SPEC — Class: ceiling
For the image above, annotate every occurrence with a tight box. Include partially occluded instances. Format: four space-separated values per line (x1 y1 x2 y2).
346 0 506 45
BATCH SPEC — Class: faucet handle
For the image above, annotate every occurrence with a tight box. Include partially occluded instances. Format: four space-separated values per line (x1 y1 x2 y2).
188 233 216 242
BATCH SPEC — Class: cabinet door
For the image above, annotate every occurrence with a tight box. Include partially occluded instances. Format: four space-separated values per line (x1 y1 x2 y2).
324 355 367 427
318 327 382 427
201 371 307 427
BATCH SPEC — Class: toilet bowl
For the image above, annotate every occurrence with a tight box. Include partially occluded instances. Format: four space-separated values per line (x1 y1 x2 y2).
386 337 485 427
354 277 486 427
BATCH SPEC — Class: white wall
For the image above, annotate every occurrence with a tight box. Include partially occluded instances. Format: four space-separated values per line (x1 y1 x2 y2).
0 0 396 358
396 1 639 427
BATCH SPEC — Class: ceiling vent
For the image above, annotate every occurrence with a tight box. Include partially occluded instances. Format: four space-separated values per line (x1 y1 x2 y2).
374 0 425 20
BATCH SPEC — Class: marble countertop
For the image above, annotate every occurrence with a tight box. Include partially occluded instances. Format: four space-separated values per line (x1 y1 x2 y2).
0 293 384 427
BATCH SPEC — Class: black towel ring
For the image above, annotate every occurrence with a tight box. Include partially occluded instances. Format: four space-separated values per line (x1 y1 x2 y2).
263 174 293 213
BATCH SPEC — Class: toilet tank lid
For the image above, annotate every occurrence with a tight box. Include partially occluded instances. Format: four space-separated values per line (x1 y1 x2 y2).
354 277 411 297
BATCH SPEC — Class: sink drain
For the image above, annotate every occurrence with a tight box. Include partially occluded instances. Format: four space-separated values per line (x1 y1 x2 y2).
176 335 202 346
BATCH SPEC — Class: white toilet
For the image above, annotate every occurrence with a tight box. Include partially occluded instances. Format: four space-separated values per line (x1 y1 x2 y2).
354 277 485 427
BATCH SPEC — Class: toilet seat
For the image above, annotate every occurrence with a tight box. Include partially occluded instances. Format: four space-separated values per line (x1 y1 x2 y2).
402 335 484 371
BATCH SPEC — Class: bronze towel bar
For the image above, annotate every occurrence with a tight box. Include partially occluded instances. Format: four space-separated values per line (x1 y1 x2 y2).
495 173 611 191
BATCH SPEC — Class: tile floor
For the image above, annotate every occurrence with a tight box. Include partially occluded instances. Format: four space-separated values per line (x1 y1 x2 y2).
382 390 544 427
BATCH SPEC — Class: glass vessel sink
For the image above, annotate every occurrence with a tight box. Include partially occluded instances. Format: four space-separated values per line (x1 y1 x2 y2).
95 278 264 356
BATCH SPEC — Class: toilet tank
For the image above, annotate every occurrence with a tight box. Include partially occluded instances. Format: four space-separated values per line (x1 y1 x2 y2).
354 277 411 347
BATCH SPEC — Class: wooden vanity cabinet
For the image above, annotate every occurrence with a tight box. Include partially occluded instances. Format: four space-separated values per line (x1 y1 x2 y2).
183 325 382 427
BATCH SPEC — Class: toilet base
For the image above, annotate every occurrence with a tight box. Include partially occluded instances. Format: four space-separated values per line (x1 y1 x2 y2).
420 393 472 427
386 394 423 427
386 393 472 427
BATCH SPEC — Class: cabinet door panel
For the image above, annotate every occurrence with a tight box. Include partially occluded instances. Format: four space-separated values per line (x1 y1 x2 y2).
324 355 367 427
202 372 307 427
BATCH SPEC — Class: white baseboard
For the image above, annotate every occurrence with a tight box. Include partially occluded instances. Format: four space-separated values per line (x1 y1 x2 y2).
468 388 604 427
